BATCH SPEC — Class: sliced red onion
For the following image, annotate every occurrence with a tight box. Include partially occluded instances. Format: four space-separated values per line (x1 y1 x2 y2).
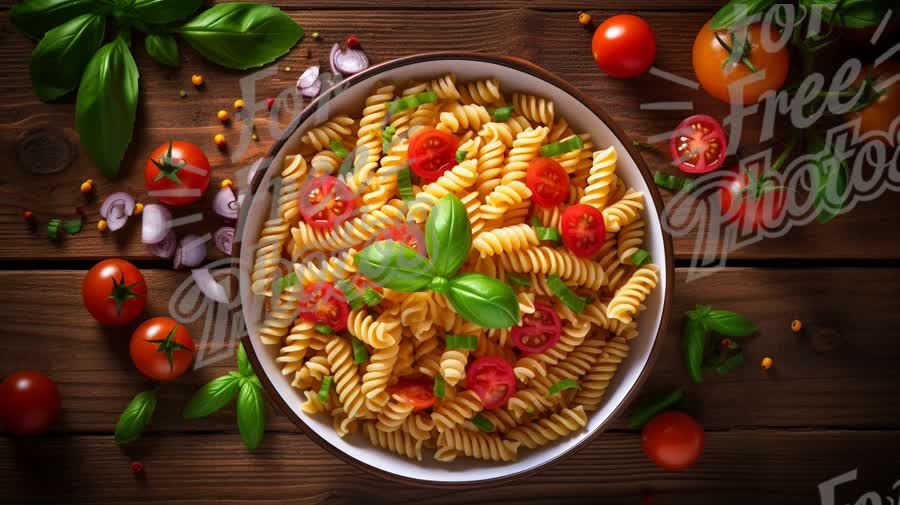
147 230 176 259
297 65 320 89
214 226 235 255
191 268 229 304
141 204 172 244
99 192 136 232
212 185 239 221
299 80 322 97
174 234 207 270
330 43 369 76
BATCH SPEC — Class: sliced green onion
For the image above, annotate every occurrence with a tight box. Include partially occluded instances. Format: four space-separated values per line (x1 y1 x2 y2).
314 324 334 335
507 273 531 288
547 379 581 396
525 406 536 414
471 413 496 433
62 219 83 234
539 135 584 157
361 288 383 307
455 149 467 163
336 279 364 311
492 106 514 122
318 376 333 402
397 168 415 202
351 337 369 365
546 274 586 313
329 140 349 158
445 334 478 350
47 219 62 240
382 126 397 152
387 91 437 114
531 217 561 243
433 374 446 399
630 248 652 266
274 272 299 292
654 171 694 192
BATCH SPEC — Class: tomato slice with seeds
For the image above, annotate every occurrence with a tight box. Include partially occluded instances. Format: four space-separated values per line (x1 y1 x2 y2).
526 157 569 207
669 114 728 174
511 302 562 354
299 176 356 229
373 222 426 255
560 204 607 258
388 377 436 411
466 357 516 410
408 129 458 181
297 282 350 332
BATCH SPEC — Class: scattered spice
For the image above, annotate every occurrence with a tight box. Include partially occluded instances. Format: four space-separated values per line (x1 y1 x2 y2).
221 179 234 189
233 99 245 111
23 210 34 221
720 338 733 349
312 32 320 40
284 66 292 72
791 319 803 333
251 132 259 142
191 74 204 87
266 97 275 111
130 461 144 475
346 35 361 48
179 89 187 98
578 12 592 25
217 110 230 122
97 219 108 232
80 179 94 194
761 357 774 370
134 203 144 215
214 134 227 147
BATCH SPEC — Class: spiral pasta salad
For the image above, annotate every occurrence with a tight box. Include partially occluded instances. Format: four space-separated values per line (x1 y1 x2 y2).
251 73 660 463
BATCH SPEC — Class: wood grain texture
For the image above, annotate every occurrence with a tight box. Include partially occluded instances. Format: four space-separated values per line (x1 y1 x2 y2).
1 10 899 261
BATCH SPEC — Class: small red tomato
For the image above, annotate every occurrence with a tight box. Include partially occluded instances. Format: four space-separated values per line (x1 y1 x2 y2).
372 223 426 255
592 14 657 78
129 317 195 382
0 371 61 435
408 129 459 181
560 204 607 258
298 176 356 230
526 157 569 207
466 357 516 410
511 302 562 354
388 377 436 411
642 411 705 471
670 115 728 174
346 35 361 48
82 258 147 326
144 141 211 206
298 282 350 332
719 166 788 233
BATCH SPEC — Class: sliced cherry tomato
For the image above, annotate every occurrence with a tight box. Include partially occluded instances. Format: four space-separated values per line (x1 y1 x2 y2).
129 317 195 382
719 166 787 233
560 204 607 258
466 357 516 410
511 302 562 354
388 377 436 411
0 371 61 435
299 176 356 230
144 141 211 206
373 222 426 255
591 14 657 79
82 258 147 326
670 115 728 174
526 157 569 207
642 411 705 471
408 129 458 181
298 282 350 332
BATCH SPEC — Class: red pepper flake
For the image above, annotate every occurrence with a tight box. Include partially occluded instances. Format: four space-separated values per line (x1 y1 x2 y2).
130 461 144 475
266 97 275 111
346 35 361 49
720 338 733 349
23 210 34 221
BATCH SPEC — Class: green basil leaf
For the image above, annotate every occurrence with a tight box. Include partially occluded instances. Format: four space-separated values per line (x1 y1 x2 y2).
11 0 98 40
426 194 471 277
30 13 105 102
114 389 157 446
807 0 890 28
627 388 685 429
682 317 707 383
236 381 266 451
709 0 775 29
125 0 203 24
175 3 304 70
704 310 758 337
355 241 436 292
144 33 180 67
704 352 746 375
75 37 138 178
182 374 241 419
446 273 519 329
237 343 253 377
807 133 849 224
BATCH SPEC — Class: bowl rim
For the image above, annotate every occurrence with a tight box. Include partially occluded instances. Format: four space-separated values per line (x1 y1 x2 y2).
238 51 674 488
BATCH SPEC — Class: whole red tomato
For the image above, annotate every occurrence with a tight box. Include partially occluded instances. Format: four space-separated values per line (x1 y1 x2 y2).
144 140 211 206
0 371 61 435
591 14 657 79
82 258 147 326
719 166 788 232
129 317 195 382
642 411 705 471
850 61 900 147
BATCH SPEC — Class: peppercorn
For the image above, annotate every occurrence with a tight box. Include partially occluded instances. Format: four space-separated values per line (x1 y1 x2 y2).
233 99 245 111
217 110 230 122
130 461 144 475
214 134 227 147
761 357 774 370
80 179 93 194
251 132 259 141
191 74 204 87
97 219 108 232
346 35 361 48
179 89 187 98
312 32 320 40
221 179 233 189
578 12 592 25
266 97 275 111
134 203 144 215
791 319 803 333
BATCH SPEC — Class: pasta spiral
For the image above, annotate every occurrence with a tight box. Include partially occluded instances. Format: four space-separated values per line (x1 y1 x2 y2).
428 73 460 100
606 265 659 324
407 159 477 222
325 338 369 420
512 93 555 125
364 422 423 461
472 223 539 258
345 84 395 194
376 393 416 432
574 336 630 411
436 428 520 462
440 349 469 386
507 406 588 449
348 309 401 349
437 103 491 133
618 218 646 264
300 116 355 151
474 138 508 196
602 189 644 233
459 78 503 106
362 343 399 413
500 127 549 185
431 390 483 432
497 246 607 290
580 147 617 210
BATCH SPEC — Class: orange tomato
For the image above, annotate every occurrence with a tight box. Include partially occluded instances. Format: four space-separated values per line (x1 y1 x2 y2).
692 19 790 105
850 61 900 147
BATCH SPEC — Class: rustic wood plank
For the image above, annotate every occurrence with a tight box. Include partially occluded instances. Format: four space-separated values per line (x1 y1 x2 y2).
2 267 897 435
1 9 898 261
2 431 899 505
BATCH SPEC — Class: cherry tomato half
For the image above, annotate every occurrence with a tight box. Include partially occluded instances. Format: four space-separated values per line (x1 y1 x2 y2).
670 115 728 174
466 357 516 410
82 258 147 326
0 371 61 435
642 411 705 471
388 377 436 411
719 166 787 233
299 176 356 230
591 14 657 79
298 282 350 332
373 222 426 255
129 317 195 382
850 61 900 147
408 129 458 181
144 140 211 206
511 302 562 354
561 204 607 258
526 157 569 207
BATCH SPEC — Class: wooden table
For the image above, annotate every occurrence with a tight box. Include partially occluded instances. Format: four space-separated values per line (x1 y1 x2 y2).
2 1 900 503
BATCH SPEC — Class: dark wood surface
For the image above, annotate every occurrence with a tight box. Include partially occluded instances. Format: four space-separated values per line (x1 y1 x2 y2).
2 1 899 504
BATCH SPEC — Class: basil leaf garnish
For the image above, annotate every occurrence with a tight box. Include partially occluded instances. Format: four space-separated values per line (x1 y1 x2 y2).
114 389 157 446
124 0 203 24
355 240 436 292
237 343 253 377
30 13 105 102
11 0 97 41
703 310 758 338
144 33 181 68
236 380 266 451
446 273 519 329
182 374 241 419
682 317 707 384
426 194 472 277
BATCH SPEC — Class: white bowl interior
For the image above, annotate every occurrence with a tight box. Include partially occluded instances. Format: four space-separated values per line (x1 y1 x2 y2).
239 58 669 484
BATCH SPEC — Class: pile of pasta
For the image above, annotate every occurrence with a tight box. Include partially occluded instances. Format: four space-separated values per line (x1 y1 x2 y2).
251 73 660 463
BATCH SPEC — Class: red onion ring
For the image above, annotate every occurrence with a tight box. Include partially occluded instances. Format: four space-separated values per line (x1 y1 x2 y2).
147 230 176 259
330 43 369 76
191 268 229 304
214 226 235 255
297 65 320 89
99 192 136 232
212 185 238 221
141 204 172 244
174 234 207 270
300 80 322 97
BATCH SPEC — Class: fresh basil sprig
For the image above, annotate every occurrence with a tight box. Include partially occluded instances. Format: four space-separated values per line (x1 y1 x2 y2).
683 305 757 383
30 13 105 102
144 33 181 68
114 389 158 446
10 0 98 40
355 195 520 329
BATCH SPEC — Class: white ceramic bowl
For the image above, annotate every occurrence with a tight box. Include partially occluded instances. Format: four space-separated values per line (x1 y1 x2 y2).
239 52 673 486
